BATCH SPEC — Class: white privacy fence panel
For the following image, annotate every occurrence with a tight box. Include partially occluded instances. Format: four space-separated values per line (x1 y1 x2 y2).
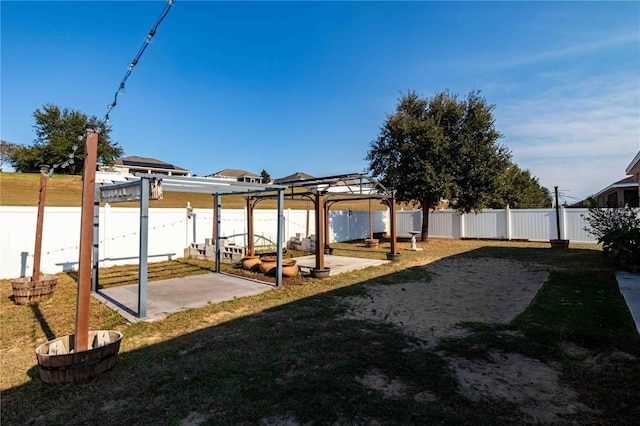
1 206 599 279
329 210 389 242
396 210 424 238
510 209 555 241
464 209 508 239
564 208 594 243
395 208 599 244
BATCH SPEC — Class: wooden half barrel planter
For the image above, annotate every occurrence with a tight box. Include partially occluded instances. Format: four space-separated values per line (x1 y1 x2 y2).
35 330 123 385
11 275 58 305
364 238 379 248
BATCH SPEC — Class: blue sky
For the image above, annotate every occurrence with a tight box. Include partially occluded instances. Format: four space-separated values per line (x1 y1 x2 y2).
2 1 639 202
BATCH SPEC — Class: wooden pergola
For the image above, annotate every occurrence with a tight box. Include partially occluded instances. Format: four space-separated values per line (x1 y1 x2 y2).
248 173 400 276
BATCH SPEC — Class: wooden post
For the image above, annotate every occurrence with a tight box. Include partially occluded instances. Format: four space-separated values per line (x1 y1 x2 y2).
305 200 310 238
368 198 373 240
323 200 330 252
389 192 397 255
75 125 99 352
32 166 49 282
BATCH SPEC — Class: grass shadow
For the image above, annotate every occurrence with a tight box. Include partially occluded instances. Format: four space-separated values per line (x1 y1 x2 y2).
2 243 638 425
29 303 56 342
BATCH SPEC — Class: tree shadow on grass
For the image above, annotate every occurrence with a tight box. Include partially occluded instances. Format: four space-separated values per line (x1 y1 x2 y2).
1 245 636 426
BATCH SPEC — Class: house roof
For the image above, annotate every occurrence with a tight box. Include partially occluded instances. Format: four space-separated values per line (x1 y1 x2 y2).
208 168 260 178
626 151 640 176
113 156 189 172
594 175 638 198
273 172 315 184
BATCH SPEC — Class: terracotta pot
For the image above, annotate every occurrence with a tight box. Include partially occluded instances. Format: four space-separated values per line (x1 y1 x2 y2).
241 255 261 271
259 255 277 274
265 259 299 277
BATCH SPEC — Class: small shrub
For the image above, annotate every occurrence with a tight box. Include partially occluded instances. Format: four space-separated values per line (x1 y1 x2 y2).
583 206 640 271
600 228 640 271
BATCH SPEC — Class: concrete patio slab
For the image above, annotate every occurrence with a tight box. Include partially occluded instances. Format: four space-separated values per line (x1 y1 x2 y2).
295 254 389 276
93 255 390 322
94 273 274 323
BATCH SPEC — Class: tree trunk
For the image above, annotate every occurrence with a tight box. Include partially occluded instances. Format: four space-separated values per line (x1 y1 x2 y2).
421 199 430 241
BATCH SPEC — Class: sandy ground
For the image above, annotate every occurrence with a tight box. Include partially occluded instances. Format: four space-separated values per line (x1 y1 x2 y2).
342 256 596 423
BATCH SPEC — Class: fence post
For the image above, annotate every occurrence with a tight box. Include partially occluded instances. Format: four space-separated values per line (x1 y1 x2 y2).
561 206 567 240
459 211 466 239
505 205 512 240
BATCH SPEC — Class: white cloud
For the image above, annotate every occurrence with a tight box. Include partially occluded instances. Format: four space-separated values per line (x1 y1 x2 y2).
495 32 639 68
497 73 640 199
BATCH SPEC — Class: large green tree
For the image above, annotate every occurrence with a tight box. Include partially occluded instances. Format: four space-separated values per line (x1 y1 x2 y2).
0 140 20 172
367 89 511 240
9 104 124 174
489 163 552 208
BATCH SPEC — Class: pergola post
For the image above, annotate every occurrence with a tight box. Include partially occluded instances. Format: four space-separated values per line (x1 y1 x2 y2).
212 194 218 243
323 199 330 252
389 191 398 257
246 196 254 256
92 185 100 293
215 194 222 273
138 177 149 318
275 189 284 286
314 191 325 271
368 198 373 240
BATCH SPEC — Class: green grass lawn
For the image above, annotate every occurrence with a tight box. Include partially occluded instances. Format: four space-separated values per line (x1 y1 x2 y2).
1 239 638 425
0 172 389 210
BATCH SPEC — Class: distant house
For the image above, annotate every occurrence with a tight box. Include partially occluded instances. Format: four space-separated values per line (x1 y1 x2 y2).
206 169 263 184
626 151 640 190
109 156 191 177
594 176 639 208
273 172 315 185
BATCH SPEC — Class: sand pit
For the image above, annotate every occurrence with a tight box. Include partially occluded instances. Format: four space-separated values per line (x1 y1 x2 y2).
342 256 549 343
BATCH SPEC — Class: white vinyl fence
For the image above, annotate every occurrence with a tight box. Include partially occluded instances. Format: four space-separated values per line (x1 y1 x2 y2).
0 205 595 279
396 207 596 243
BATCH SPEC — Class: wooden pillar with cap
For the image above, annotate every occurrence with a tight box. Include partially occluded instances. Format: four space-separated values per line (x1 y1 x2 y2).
75 124 99 352
389 191 398 256
32 165 49 283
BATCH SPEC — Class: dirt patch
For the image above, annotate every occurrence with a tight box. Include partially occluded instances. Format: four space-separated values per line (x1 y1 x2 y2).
260 413 300 425
356 367 408 398
341 256 595 422
180 411 207 426
448 352 595 423
342 257 549 344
